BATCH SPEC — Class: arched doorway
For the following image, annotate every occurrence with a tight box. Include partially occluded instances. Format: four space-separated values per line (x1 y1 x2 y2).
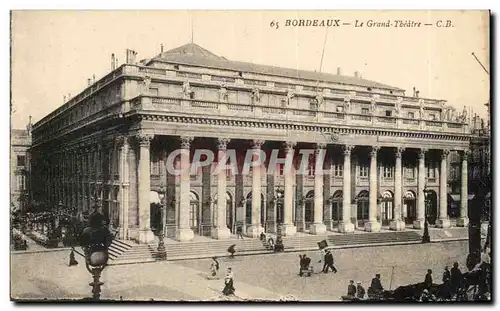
189 191 200 234
357 190 369 226
403 191 416 224
425 190 438 225
149 190 162 233
304 190 315 230
245 192 265 227
331 190 343 228
380 191 394 226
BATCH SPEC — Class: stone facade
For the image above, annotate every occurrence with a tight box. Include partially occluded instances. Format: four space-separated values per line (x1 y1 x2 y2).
30 43 473 244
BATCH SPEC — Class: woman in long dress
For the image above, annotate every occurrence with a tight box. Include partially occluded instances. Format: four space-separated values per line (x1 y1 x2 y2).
222 268 235 296
210 257 220 279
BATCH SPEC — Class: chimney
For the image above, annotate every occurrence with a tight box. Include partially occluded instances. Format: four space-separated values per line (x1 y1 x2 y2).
93 74 96 83
337 67 342 75
161 44 164 53
412 87 416 97
111 53 116 70
63 95 66 103
87 78 91 86
354 71 360 78
115 57 118 68
126 49 137 64
415 90 420 98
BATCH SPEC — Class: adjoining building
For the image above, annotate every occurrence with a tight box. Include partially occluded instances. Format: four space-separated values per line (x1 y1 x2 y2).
30 43 473 244
11 119 32 213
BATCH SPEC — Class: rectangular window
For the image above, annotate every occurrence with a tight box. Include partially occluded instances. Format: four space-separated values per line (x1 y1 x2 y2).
359 165 369 177
334 164 343 177
408 112 415 119
361 108 370 115
336 105 344 113
385 110 392 117
279 163 284 176
429 114 436 120
189 91 195 99
281 99 287 107
383 166 393 178
426 163 436 178
17 175 25 191
17 155 26 167
309 101 318 110
405 167 415 179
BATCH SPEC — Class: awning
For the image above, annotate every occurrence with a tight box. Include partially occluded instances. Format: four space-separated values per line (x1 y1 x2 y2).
150 191 160 204
449 194 475 201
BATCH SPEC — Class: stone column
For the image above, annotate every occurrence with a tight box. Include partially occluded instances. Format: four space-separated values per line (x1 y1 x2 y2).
457 150 470 227
118 136 130 239
282 141 297 236
177 136 195 241
366 146 381 232
247 139 265 237
390 147 405 231
414 149 427 229
136 134 155 243
436 149 451 228
310 143 327 234
339 145 355 233
212 138 232 239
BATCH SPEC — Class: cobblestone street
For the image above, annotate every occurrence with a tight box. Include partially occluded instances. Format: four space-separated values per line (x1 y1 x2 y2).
11 240 469 301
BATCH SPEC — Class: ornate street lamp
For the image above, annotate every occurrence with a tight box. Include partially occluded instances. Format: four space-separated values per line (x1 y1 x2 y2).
422 187 431 243
156 185 167 260
79 209 112 300
274 188 285 252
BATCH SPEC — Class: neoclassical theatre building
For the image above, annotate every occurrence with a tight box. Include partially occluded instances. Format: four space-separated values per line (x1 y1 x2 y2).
30 43 472 243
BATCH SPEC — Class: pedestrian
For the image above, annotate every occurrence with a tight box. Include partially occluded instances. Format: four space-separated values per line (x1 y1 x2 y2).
222 267 235 296
450 262 462 296
227 244 236 259
441 266 451 299
210 256 220 278
323 250 337 273
368 274 384 298
356 281 366 299
347 280 356 297
68 248 78 267
236 225 244 239
424 269 433 289
318 248 326 271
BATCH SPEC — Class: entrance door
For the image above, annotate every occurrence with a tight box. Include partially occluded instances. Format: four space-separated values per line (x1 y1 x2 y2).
304 190 314 230
381 191 394 226
357 190 369 226
404 191 416 224
189 191 200 234
331 190 343 228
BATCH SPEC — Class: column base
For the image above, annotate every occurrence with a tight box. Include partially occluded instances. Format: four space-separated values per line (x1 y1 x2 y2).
413 219 425 229
246 224 264 238
338 222 355 233
310 223 327 235
281 224 297 236
296 221 306 232
456 217 469 227
176 228 195 242
211 227 231 239
365 221 381 232
138 229 155 244
324 220 333 231
435 218 451 228
389 219 406 231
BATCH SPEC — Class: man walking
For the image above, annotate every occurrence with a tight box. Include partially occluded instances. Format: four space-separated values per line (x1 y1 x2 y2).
236 225 244 239
323 250 337 273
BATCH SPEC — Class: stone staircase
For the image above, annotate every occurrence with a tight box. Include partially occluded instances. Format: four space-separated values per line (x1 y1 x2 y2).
107 230 424 264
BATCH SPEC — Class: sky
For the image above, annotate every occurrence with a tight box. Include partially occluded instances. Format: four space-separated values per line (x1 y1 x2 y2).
10 10 490 129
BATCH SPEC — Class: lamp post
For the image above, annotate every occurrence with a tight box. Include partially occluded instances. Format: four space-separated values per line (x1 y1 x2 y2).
156 185 167 260
422 188 431 243
79 209 112 300
274 189 284 252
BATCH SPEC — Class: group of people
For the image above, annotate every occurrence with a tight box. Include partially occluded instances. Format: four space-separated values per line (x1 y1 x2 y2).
344 274 383 300
298 248 338 277
209 257 236 296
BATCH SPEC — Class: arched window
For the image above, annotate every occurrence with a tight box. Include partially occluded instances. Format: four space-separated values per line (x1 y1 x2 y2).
357 190 369 224
190 191 200 230
331 190 343 226
381 191 394 224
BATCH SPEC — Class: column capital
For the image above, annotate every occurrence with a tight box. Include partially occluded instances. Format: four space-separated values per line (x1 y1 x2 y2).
441 149 450 160
461 149 471 161
252 139 265 149
136 134 154 147
283 141 297 152
343 145 354 156
180 136 194 149
417 148 428 159
370 145 380 157
217 138 231 151
395 147 405 158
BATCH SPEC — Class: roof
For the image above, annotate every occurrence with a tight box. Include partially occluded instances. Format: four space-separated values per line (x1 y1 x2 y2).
148 43 404 91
